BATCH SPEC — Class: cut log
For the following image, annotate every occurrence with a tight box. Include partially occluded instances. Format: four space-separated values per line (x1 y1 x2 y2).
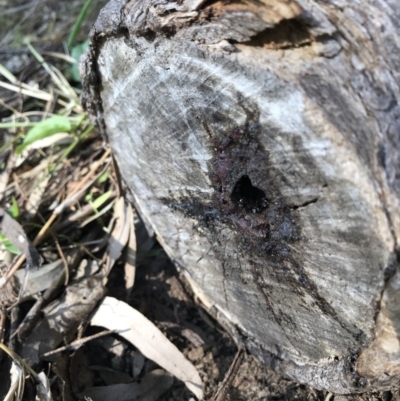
81 0 400 394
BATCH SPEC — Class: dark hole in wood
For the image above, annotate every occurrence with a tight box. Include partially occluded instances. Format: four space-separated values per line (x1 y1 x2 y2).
230 175 268 213
244 18 312 49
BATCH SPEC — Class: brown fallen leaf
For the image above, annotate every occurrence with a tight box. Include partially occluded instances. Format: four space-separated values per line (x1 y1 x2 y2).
0 207 41 287
124 204 136 299
91 296 204 400
101 197 131 277
4 361 24 401
20 275 105 365
14 259 64 300
51 355 74 401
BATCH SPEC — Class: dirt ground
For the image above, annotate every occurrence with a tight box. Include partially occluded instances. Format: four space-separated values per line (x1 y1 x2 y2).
0 1 399 401
101 245 400 401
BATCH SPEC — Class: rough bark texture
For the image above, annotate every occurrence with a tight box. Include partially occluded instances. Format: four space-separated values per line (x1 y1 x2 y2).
81 0 400 394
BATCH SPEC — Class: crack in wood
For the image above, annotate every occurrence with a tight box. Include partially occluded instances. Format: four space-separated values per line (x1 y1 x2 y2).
289 197 319 210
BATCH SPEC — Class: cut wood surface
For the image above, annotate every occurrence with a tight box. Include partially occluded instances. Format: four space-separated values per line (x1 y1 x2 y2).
82 0 400 394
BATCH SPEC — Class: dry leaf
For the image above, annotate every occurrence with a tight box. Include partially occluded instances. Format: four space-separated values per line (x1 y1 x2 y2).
80 369 173 401
124 204 136 299
25 172 51 216
4 361 24 401
132 352 145 378
51 355 74 401
102 197 130 276
91 297 204 400
21 276 105 365
36 372 53 401
14 259 64 300
0 208 41 275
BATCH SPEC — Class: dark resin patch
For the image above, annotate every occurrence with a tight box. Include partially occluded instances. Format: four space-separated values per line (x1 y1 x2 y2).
162 111 359 340
201 117 300 264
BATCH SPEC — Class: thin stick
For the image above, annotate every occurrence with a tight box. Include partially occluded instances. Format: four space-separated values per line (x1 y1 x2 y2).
0 309 6 343
41 51 77 64
3 255 27 289
0 342 39 382
2 149 111 288
0 80 52 101
67 148 111 199
41 330 115 358
212 347 245 401
54 239 69 286
11 296 44 341
52 190 118 232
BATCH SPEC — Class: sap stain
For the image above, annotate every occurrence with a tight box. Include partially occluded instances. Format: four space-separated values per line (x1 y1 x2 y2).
162 110 357 338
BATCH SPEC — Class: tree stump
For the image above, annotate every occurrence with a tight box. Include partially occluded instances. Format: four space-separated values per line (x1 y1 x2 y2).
81 0 400 394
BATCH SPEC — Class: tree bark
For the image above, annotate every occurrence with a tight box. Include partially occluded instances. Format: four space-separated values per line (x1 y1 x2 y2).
81 0 400 394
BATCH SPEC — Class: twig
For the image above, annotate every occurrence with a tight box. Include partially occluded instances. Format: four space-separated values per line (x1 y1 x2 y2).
41 51 77 64
51 190 118 232
67 147 111 199
12 172 28 203
1 149 111 288
0 342 39 382
2 255 27 291
41 330 115 358
11 295 45 341
34 148 111 245
111 151 123 197
54 239 69 285
212 347 245 401
9 306 19 350
0 309 6 343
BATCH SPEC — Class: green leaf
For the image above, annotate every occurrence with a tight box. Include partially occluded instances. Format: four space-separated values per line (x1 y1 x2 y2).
84 193 93 203
8 197 19 219
91 191 112 211
16 116 72 154
0 233 21 255
71 40 89 82
97 171 110 184
0 63 17 83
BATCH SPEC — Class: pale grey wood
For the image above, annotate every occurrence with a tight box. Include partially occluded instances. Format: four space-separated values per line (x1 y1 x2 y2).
82 0 400 394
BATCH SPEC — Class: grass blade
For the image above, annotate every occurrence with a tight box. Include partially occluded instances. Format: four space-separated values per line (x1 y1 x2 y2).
0 63 17 84
67 0 94 49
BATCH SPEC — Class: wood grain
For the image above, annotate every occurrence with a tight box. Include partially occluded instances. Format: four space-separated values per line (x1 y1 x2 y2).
82 0 400 393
